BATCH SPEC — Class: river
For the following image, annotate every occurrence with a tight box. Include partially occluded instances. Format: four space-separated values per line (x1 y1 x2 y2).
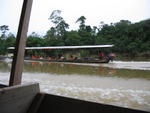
0 60 150 111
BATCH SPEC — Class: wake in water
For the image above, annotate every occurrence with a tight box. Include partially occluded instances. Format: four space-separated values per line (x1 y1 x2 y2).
106 61 150 70
63 61 150 70
19 72 150 111
41 85 150 111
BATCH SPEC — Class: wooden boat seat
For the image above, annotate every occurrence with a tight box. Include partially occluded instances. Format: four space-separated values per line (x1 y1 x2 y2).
0 83 40 113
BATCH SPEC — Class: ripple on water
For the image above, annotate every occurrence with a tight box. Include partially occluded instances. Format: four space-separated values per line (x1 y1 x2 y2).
0 70 150 112
40 84 150 111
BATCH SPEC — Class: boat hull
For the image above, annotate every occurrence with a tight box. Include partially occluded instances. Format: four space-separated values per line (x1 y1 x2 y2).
25 58 110 63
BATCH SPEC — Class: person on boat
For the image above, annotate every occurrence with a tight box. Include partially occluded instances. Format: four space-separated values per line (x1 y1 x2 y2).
74 56 78 60
47 56 51 60
31 56 36 59
70 55 74 60
98 51 105 59
108 53 116 62
58 54 62 60
60 56 65 61
39 56 43 59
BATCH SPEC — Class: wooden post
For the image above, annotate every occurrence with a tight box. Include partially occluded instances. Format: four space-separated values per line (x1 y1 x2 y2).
9 0 33 86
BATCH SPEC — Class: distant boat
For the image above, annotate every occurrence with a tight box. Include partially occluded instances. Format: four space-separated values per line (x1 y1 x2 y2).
9 45 114 63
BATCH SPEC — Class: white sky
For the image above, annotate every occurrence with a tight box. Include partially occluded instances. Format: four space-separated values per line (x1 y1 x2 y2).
0 0 150 35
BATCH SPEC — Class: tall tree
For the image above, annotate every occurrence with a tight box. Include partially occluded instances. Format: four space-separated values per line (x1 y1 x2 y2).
49 10 69 37
76 16 86 30
76 16 95 45
47 10 69 45
5 33 16 47
0 25 9 54
0 25 9 39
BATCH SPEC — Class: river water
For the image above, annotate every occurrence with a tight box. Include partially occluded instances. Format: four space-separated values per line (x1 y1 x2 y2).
0 60 150 111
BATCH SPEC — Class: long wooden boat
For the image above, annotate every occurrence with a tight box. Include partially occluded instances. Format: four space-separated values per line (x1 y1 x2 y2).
25 57 110 63
8 45 114 64
52 58 110 63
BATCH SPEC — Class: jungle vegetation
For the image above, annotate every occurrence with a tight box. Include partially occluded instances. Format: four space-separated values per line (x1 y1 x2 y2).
0 10 150 58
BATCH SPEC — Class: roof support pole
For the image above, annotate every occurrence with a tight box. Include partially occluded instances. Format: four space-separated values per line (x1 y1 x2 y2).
9 0 33 86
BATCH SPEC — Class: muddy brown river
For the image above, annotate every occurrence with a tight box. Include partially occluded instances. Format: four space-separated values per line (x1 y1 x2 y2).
0 60 150 111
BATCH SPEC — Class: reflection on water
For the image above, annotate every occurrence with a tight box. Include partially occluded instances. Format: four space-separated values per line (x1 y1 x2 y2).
0 61 150 111
0 61 11 72
22 61 150 80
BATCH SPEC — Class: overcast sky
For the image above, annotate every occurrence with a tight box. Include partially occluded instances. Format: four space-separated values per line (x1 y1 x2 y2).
0 0 150 35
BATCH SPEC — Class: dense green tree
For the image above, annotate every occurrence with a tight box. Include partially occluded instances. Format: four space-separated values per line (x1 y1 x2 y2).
0 25 9 39
5 33 16 47
96 19 150 57
0 25 10 54
76 16 96 45
26 32 45 47
0 39 7 54
48 10 69 45
76 16 86 30
65 31 81 45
